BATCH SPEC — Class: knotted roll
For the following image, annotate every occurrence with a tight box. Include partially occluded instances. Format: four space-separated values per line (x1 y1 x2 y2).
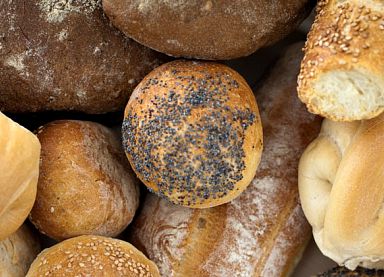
299 113 384 269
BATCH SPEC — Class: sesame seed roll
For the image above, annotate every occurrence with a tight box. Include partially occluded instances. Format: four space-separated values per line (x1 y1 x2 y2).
26 235 160 277
298 0 384 121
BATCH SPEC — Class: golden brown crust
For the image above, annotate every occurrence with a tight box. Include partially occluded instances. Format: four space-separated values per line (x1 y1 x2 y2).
122 60 263 208
30 120 140 241
102 0 311 60
0 225 41 277
299 113 384 269
0 0 164 114
0 112 40 241
128 43 321 276
26 235 160 277
298 0 384 121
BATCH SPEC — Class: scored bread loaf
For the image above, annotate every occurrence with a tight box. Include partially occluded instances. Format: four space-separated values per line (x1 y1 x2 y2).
298 0 384 121
102 0 311 60
0 0 164 114
26 235 160 276
299 113 384 269
30 120 140 241
122 60 263 208
0 112 40 241
128 43 322 276
0 224 41 277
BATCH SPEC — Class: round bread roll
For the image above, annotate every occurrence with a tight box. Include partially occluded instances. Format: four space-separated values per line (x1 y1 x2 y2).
299 113 384 270
0 112 40 241
102 0 311 60
0 224 41 277
26 235 160 277
30 120 140 241
0 0 164 114
298 0 384 121
122 60 263 208
317 267 384 277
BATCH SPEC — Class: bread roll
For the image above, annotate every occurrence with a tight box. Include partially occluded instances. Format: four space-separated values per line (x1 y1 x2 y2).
317 267 384 277
30 120 140 241
0 0 164 114
26 235 160 277
122 60 263 208
128 43 322 276
298 0 384 121
0 112 40 241
0 224 41 277
102 0 311 60
299 114 384 269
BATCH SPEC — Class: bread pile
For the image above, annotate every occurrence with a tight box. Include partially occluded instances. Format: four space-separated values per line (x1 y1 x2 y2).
0 0 382 276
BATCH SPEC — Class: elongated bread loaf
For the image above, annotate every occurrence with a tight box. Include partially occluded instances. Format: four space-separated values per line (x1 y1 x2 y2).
128 43 322 277
0 112 40 240
298 0 384 121
299 113 384 270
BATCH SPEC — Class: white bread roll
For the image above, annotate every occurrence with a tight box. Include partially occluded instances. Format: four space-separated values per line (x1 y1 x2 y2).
299 113 384 269
298 0 384 121
0 224 41 277
0 112 40 240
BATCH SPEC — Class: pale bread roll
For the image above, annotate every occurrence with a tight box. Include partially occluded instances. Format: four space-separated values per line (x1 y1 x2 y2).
26 235 160 277
0 224 41 277
0 112 40 240
298 0 384 121
299 113 384 269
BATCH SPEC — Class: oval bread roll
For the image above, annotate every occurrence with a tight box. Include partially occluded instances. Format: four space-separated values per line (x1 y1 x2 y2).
30 120 140 241
0 112 40 241
0 224 41 277
122 60 263 208
26 235 160 277
299 113 384 269
102 0 311 60
298 0 384 121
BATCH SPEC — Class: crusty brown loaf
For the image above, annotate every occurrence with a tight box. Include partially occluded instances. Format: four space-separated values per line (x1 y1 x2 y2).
122 60 263 208
102 0 311 60
26 235 160 277
128 43 322 276
299 113 384 270
0 0 164 114
0 224 41 277
0 112 40 241
30 120 140 241
298 0 384 121
317 267 384 277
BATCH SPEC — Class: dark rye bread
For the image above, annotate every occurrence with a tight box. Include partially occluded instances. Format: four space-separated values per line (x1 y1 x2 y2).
102 0 312 60
317 267 384 276
0 0 164 114
122 60 263 208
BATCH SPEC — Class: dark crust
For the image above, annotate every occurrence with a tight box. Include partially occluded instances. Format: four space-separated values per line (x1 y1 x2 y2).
103 0 312 60
0 0 164 114
122 60 258 207
317 267 384 277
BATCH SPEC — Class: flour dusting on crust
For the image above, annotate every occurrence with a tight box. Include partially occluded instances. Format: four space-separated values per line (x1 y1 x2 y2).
38 0 101 23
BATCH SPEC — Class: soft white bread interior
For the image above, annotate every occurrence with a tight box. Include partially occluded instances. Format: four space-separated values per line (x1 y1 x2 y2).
299 113 384 269
298 0 384 121
0 112 40 240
